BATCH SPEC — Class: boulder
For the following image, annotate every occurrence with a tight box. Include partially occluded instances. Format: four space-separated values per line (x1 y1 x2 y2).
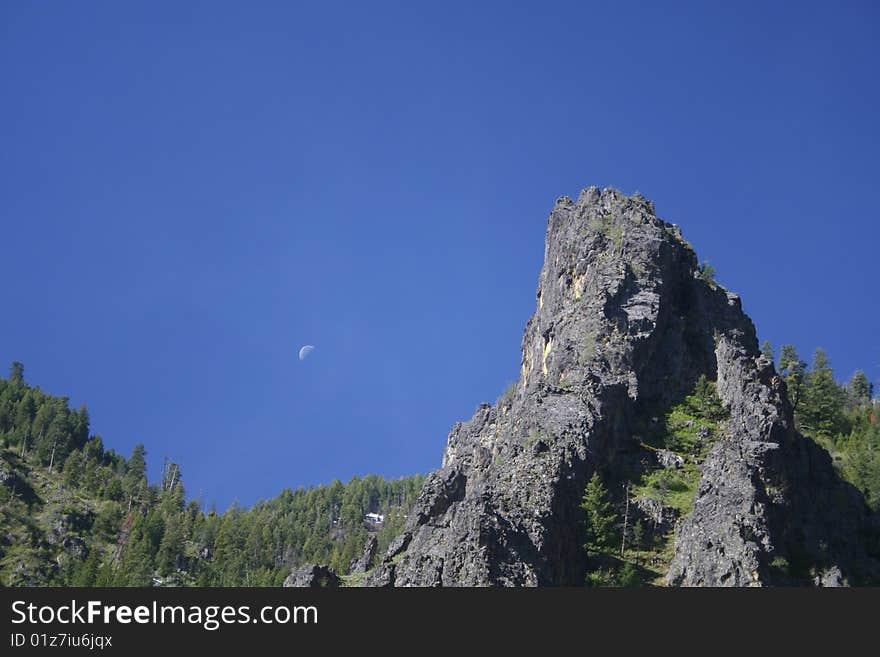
283 564 340 588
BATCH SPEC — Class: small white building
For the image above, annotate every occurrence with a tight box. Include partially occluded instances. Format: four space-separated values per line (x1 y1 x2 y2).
365 512 384 524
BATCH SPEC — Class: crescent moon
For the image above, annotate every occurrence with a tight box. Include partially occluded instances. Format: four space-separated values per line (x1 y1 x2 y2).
298 345 315 361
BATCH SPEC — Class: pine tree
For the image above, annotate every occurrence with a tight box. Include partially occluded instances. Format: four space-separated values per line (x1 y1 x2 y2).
684 375 727 421
72 405 90 449
9 362 24 384
698 261 716 284
761 340 775 364
120 533 156 586
848 371 873 407
581 472 618 556
779 345 807 413
94 560 116 587
123 444 147 509
14 393 36 451
157 514 185 576
71 548 101 587
631 520 645 559
62 450 85 488
801 348 846 440
126 444 147 481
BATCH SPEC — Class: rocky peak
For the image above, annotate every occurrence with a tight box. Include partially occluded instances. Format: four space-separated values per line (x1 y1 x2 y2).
366 187 878 587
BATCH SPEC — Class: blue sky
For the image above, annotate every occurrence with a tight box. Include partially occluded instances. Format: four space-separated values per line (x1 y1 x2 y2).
2 1 877 509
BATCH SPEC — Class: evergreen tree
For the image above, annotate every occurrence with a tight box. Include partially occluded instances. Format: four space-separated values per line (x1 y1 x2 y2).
698 261 716 284
71 405 90 449
120 533 156 586
761 340 774 364
801 348 846 440
684 375 728 422
103 477 124 502
14 393 36 450
779 345 807 413
843 425 880 510
848 371 873 407
123 444 148 509
9 362 24 384
126 444 147 481
62 450 85 487
71 548 100 587
156 514 185 576
581 472 618 556
631 520 645 556
94 560 116 587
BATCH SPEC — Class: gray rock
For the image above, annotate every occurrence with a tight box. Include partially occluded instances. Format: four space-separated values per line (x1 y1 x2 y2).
634 496 674 529
665 338 875 586
368 563 396 587
384 532 411 560
349 535 378 574
814 566 845 587
283 563 340 588
696 425 713 443
61 536 87 559
367 187 878 587
655 449 684 469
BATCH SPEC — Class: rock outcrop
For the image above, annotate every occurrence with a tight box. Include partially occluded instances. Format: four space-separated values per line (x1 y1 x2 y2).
283 563 341 588
366 187 878 587
349 535 378 574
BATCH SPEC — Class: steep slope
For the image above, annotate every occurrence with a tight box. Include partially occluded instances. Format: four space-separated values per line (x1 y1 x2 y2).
366 187 878 586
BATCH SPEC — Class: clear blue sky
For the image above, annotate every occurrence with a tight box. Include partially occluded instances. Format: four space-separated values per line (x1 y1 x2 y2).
2 1 877 510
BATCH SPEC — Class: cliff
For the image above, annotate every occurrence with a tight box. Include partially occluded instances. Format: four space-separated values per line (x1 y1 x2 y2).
365 187 878 586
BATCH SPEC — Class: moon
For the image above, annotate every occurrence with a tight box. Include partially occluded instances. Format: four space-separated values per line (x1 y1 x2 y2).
298 345 315 361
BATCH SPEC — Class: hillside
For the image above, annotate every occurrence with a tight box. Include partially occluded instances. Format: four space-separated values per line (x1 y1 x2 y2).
0 366 424 586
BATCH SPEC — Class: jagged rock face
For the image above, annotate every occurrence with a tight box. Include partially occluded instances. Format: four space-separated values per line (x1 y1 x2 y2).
283 563 341 588
366 187 876 587
349 536 378 574
667 341 874 586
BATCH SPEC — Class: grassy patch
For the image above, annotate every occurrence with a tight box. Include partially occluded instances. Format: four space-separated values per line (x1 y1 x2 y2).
579 331 598 365
584 376 729 587
340 570 370 587
589 212 613 238
611 225 624 253
632 464 701 517
629 261 645 278
497 382 516 407
523 430 545 449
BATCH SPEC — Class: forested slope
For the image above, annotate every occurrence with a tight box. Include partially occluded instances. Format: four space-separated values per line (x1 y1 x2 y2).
0 363 423 586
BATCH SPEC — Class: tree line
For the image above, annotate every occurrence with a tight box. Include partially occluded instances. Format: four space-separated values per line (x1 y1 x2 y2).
0 363 423 586
768 342 879 510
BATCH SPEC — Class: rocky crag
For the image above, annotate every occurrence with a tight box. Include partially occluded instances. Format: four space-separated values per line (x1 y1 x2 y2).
364 187 878 587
